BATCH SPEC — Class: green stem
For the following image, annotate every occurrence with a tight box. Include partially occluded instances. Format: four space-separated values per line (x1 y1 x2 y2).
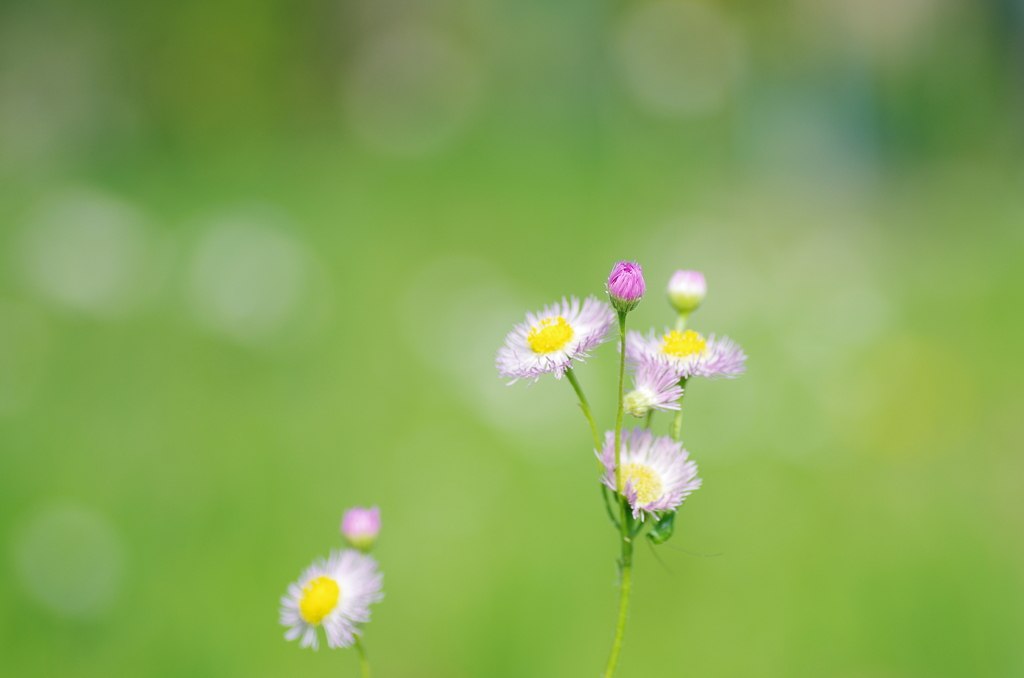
602 532 633 678
674 312 689 333
354 636 370 678
669 377 688 442
614 311 627 491
603 310 632 678
643 409 653 429
566 367 602 451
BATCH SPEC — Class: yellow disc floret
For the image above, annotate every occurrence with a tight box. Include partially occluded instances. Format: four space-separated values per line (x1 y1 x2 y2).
299 576 340 625
527 317 574 354
661 330 706 358
622 463 663 504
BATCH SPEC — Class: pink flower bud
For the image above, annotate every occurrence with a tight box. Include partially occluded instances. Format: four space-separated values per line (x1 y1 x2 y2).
341 506 380 552
607 260 645 313
667 270 706 315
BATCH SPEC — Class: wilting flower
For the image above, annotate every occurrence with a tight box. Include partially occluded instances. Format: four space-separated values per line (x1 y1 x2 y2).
626 328 746 380
280 549 384 650
623 359 683 418
496 296 615 384
341 506 381 552
607 260 646 313
667 270 706 315
598 428 701 519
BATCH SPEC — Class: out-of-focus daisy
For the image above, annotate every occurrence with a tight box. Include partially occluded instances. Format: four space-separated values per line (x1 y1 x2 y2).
623 359 683 418
496 296 615 384
666 270 706 315
280 549 384 650
341 506 380 552
598 428 701 519
626 328 746 380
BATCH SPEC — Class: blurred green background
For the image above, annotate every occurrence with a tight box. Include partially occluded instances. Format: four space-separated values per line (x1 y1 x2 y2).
2 0 1024 676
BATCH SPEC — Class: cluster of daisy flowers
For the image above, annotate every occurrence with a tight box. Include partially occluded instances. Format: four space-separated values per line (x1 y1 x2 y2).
496 262 746 677
279 506 384 664
275 262 745 677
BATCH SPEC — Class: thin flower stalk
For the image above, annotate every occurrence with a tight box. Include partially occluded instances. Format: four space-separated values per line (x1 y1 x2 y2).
495 263 744 677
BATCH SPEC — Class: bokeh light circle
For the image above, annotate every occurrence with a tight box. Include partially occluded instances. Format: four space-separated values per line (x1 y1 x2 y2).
0 11 109 171
613 0 745 117
345 25 481 156
17 189 158 318
13 505 126 618
186 207 324 347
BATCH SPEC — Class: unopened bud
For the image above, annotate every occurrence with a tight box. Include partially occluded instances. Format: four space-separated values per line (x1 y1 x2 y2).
607 261 645 314
341 506 380 552
667 270 706 315
623 388 656 418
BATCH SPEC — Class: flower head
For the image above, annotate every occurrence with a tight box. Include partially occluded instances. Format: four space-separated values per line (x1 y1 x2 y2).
598 428 701 519
623 359 683 418
341 506 381 552
280 549 384 650
496 296 615 384
626 328 746 380
607 261 645 313
667 270 706 315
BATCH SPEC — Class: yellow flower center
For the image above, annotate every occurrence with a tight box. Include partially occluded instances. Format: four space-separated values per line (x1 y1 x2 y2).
299 576 340 625
661 330 706 358
622 463 663 504
527 317 574 354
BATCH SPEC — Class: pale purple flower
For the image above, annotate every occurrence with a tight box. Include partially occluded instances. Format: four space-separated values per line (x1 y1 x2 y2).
280 549 384 650
341 506 380 552
667 270 706 315
496 296 615 384
626 328 746 380
623 359 683 418
607 260 645 313
597 428 701 519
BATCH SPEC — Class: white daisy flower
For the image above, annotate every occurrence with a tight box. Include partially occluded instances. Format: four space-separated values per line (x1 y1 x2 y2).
279 549 383 650
598 428 702 520
496 295 615 384
626 328 746 380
